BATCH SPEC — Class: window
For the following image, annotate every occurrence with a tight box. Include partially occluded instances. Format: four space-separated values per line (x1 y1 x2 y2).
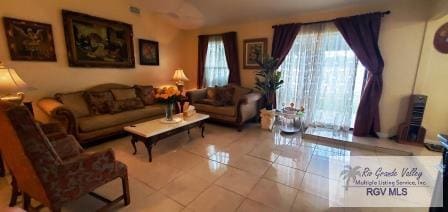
277 22 365 131
203 36 229 87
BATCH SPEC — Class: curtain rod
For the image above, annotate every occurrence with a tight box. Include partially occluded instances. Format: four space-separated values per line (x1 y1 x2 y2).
272 11 391 28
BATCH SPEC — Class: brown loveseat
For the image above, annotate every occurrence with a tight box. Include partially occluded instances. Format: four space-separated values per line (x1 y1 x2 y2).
186 84 261 131
38 83 164 145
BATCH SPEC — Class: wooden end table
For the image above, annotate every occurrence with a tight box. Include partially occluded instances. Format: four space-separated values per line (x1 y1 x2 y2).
124 113 209 162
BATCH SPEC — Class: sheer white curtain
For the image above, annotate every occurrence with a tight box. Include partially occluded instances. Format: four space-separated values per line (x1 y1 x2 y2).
203 36 229 87
277 22 360 131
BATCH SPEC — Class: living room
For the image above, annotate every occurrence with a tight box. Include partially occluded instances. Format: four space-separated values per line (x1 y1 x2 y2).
0 0 447 211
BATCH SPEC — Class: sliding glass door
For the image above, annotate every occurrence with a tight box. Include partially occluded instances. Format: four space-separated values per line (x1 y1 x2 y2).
277 22 365 131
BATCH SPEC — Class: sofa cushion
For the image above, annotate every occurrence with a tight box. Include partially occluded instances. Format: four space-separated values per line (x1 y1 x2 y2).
228 85 252 104
215 86 235 105
196 98 224 106
55 91 90 118
115 98 145 112
84 91 115 115
206 87 217 99
111 88 137 100
78 105 164 132
135 85 156 105
194 103 236 117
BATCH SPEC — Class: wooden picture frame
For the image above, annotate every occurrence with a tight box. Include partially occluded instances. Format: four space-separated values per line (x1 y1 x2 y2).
243 38 267 69
139 39 159 66
62 10 135 68
3 17 56 61
434 22 448 54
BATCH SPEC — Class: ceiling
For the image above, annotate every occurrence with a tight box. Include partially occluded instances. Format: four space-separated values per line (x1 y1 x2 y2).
140 0 382 29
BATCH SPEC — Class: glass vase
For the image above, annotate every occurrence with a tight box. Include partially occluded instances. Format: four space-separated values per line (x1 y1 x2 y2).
165 103 174 121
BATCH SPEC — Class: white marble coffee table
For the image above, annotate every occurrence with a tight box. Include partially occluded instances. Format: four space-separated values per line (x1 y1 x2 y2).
124 113 209 162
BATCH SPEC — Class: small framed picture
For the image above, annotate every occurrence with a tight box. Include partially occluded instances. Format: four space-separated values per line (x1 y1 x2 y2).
139 39 159 66
3 17 56 61
243 38 267 69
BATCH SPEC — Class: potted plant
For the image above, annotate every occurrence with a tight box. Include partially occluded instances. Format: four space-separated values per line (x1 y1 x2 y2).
155 87 182 121
255 56 284 110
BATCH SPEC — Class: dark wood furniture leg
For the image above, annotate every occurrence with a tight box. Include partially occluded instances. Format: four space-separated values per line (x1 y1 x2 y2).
9 175 19 207
131 136 138 155
122 175 130 206
143 139 154 162
0 152 5 177
200 121 205 138
23 193 31 210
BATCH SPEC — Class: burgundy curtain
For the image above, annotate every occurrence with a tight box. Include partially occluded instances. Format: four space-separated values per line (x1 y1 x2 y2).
222 32 241 85
197 35 209 88
271 23 302 69
334 13 384 137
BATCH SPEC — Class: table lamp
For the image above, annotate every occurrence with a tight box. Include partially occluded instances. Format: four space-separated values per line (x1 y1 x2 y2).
0 62 30 105
172 69 189 93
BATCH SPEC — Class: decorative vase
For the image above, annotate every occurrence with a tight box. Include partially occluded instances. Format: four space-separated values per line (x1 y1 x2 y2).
165 103 174 121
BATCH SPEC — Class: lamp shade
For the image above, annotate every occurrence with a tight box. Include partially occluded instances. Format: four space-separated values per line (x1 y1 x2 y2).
0 63 29 94
172 69 189 81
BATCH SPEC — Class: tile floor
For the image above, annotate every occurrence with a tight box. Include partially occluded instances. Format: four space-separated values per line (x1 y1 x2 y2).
0 124 429 212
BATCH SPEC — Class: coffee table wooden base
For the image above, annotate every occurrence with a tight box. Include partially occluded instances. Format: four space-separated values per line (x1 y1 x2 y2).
129 120 205 162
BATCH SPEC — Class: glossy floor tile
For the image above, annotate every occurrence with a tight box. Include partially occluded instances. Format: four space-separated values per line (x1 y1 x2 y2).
0 123 428 212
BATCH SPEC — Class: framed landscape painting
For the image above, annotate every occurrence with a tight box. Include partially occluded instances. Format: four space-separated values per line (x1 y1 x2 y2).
243 38 267 69
139 39 159 65
62 10 135 68
3 17 56 61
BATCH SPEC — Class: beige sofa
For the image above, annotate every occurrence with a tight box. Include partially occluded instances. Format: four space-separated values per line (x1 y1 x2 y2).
38 83 165 145
186 85 262 131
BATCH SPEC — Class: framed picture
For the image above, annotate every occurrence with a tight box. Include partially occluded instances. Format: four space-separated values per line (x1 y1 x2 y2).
3 17 56 61
434 22 448 54
139 39 159 65
62 10 135 68
243 38 267 69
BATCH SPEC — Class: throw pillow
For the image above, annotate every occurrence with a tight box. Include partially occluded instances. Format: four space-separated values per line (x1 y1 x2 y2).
115 98 145 111
111 88 137 101
84 91 115 114
227 84 252 104
135 85 156 105
206 87 217 99
215 86 235 106
55 91 91 117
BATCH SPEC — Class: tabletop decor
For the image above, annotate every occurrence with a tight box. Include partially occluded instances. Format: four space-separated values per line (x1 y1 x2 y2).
0 62 32 105
155 87 182 122
243 38 267 69
172 69 189 92
62 10 135 68
139 39 159 65
3 17 56 61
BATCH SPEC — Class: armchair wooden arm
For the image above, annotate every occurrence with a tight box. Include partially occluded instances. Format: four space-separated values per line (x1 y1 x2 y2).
38 98 79 139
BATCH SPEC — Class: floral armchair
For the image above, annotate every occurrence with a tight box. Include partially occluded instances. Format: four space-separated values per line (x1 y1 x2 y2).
0 102 130 212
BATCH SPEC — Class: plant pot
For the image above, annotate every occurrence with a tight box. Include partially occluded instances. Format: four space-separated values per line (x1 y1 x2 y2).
165 103 174 121
265 91 275 110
